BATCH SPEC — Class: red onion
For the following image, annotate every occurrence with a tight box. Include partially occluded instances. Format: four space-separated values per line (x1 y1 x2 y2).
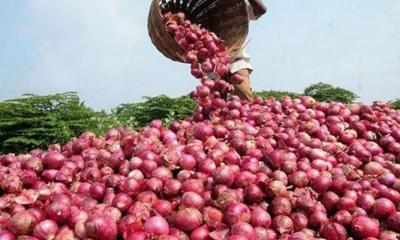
7 211 36 236
45 201 71 223
308 210 328 229
85 214 118 240
174 208 203 231
33 220 59 240
270 197 292 216
163 179 182 197
0 230 16 240
202 207 223 229
181 192 205 209
225 203 251 225
181 179 204 194
42 152 66 169
193 123 213 141
190 225 209 240
351 216 380 238
143 178 163 192
356 193 375 213
337 197 356 211
126 232 147 240
118 177 141 196
290 212 308 231
321 191 340 212
288 171 308 188
372 198 396 218
112 193 133 212
89 182 106 200
144 216 169 236
387 212 400 232
320 223 347 240
250 207 271 228
231 222 256 240
179 154 196 170
245 184 265 203
153 200 172 217
54 226 75 240
272 215 294 234
214 165 234 186
311 175 332 193
265 180 288 198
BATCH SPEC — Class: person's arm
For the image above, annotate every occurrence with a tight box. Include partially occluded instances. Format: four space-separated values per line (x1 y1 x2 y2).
248 0 267 19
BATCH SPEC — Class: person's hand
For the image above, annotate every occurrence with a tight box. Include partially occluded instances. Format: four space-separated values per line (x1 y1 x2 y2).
248 0 267 19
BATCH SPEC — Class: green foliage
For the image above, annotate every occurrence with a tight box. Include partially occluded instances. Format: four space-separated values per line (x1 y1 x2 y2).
391 99 400 110
304 82 358 103
0 92 107 154
254 90 301 99
112 95 196 129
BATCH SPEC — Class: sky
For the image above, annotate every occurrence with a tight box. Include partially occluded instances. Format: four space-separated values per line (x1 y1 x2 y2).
0 0 399 110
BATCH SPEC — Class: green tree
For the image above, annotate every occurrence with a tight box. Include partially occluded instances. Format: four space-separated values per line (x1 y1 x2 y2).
0 92 108 154
254 90 301 99
304 82 358 103
112 95 196 129
391 99 400 110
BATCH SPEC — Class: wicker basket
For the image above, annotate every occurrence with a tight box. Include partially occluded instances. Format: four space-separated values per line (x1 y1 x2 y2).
148 0 249 62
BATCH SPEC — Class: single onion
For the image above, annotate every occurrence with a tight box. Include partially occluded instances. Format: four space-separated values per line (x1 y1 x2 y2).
272 215 294 234
153 200 173 217
85 214 118 240
144 216 169 236
33 220 59 240
320 223 347 240
351 216 380 238
45 201 71 223
112 193 133 212
290 212 308 231
0 230 16 240
202 207 223 229
190 225 209 240
7 211 36 236
387 212 400 232
372 198 396 219
250 207 271 228
225 203 251 225
174 208 203 231
181 192 205 209
230 222 256 240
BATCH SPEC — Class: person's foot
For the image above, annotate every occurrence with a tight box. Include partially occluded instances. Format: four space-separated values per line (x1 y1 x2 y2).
232 69 254 101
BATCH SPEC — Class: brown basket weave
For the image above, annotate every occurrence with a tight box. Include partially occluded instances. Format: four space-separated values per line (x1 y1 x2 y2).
148 0 249 62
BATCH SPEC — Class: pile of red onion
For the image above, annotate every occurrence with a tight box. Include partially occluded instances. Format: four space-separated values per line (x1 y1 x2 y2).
1 12 400 240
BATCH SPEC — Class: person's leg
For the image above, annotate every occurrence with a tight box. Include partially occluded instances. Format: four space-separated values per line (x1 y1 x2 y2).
232 69 253 101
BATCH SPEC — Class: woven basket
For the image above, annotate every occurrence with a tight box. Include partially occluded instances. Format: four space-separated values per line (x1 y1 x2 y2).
148 0 249 62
